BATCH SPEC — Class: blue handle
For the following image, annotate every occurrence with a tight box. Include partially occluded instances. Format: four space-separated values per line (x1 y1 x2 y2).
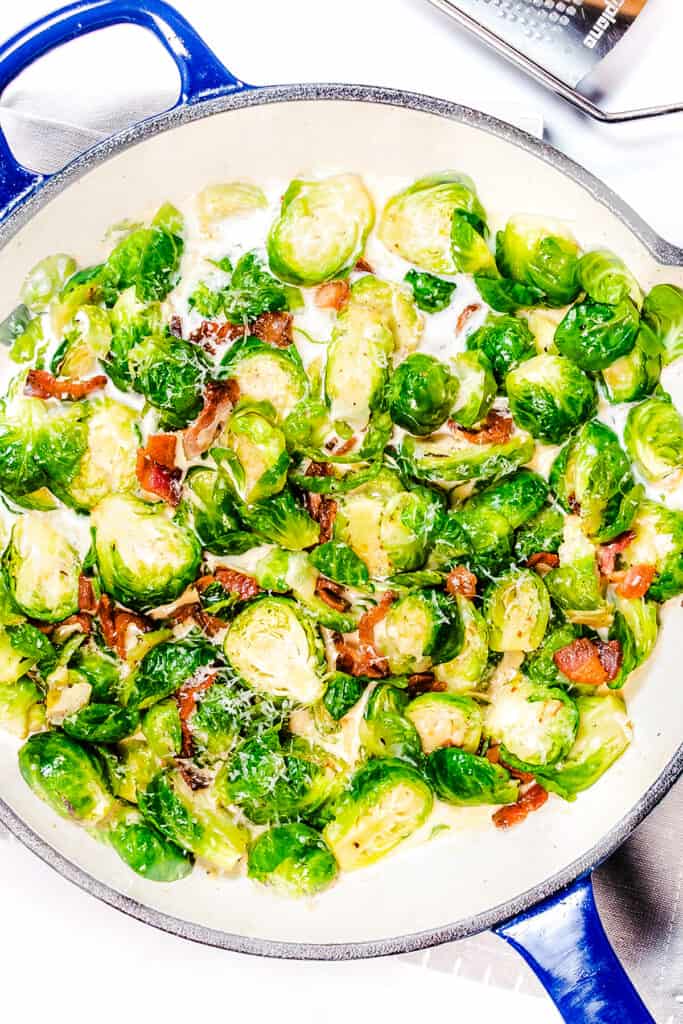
495 875 655 1024
0 0 250 218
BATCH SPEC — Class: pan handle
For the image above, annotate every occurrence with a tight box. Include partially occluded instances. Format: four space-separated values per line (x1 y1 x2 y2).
0 0 251 219
495 874 655 1024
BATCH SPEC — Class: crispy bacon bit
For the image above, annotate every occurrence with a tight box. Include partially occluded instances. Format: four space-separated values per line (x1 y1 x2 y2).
78 576 98 614
252 311 293 347
182 379 239 459
596 639 622 682
456 303 481 335
136 448 182 507
25 369 107 401
98 594 117 651
177 671 219 757
325 434 356 456
215 567 261 601
165 601 226 638
146 433 177 469
446 566 478 599
56 613 92 636
407 672 439 694
335 640 390 679
615 564 656 600
554 637 608 686
302 461 337 543
486 745 501 765
493 784 548 830
189 320 244 345
358 591 396 647
177 762 211 790
314 280 350 311
97 594 152 658
315 576 351 613
355 257 374 273
598 530 636 577
169 315 183 338
526 552 560 570
458 409 514 446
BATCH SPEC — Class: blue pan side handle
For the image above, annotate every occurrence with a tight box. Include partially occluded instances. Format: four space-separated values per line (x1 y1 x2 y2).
0 0 251 219
494 874 655 1024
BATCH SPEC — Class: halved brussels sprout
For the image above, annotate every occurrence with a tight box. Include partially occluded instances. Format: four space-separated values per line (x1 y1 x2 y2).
142 699 182 760
19 731 115 824
350 275 424 353
0 679 45 738
53 305 112 378
497 216 581 307
373 589 463 674
54 399 139 512
309 540 370 588
4 514 81 622
125 636 215 711
578 249 642 308
0 380 60 504
106 807 192 882
433 595 489 692
483 569 550 653
608 592 658 690
360 683 423 764
179 467 253 556
325 304 394 431
92 494 201 611
104 288 162 390
600 326 661 404
641 283 683 366
451 209 497 275
248 823 338 896
101 219 183 304
514 506 565 564
268 174 374 285
466 314 536 383
506 354 597 444
240 488 320 551
323 759 433 870
127 332 207 429
140 769 248 871
188 676 288 764
387 353 457 435
550 420 638 540
427 747 518 806
449 350 496 429
399 425 534 490
220 336 307 423
624 395 683 483
379 171 488 274
21 253 77 311
485 674 578 769
535 694 632 800
216 408 289 504
406 692 482 754
253 547 359 633
555 299 640 372
545 517 611 627
197 181 267 233
224 596 325 704
619 500 683 602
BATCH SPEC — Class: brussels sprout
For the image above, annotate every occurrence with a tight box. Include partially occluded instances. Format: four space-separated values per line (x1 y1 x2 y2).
21 253 77 311
309 541 370 588
224 597 324 704
142 699 182 759
3 514 81 622
0 622 55 684
448 350 496 428
514 506 565 563
216 408 289 505
125 636 215 711
180 468 253 556
373 589 463 674
54 399 139 512
92 494 201 611
105 288 163 390
322 671 369 721
194 253 301 324
555 299 640 372
72 648 120 702
240 488 320 551
189 677 288 763
404 269 457 313
99 738 160 804
220 336 307 422
466 315 536 383
380 489 440 572
379 171 488 274
427 747 519 806
578 250 642 308
619 500 683 602
19 731 115 824
406 692 482 754
63 703 139 743
252 547 359 634
217 732 338 825
360 683 423 764
140 769 248 871
550 420 638 541
387 353 457 435
425 509 471 573
474 275 545 313
52 305 112 378
601 327 661 404
268 174 374 285
451 209 497 275
535 694 631 799
506 354 597 444
467 468 549 530
102 221 183 303
433 595 489 692
197 181 267 233
497 216 581 306
0 679 45 737
323 759 433 870
248 823 338 896
486 674 578 771
608 593 658 690
107 808 192 882
324 304 394 431
545 518 611 627
0 382 63 503
624 395 683 483
483 569 550 653
127 332 207 429
400 425 534 490
523 622 585 689
641 283 683 365
350 275 424 353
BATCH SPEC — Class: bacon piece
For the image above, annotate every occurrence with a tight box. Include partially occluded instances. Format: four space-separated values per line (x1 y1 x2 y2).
54 613 92 636
324 434 357 457
182 379 239 459
189 320 244 345
25 369 107 401
335 640 390 679
165 601 226 638
598 530 636 577
97 594 152 658
215 567 261 601
526 552 560 570
145 433 177 470
355 258 374 273
314 280 350 311
493 784 548 830
169 315 183 338
456 303 481 335
136 448 182 507
315 576 351 613
78 576 98 614
554 637 608 686
446 566 477 599
252 311 293 347
615 564 656 599
458 409 514 445
177 671 218 757
486 745 501 765
596 639 623 683
358 591 395 647
407 672 440 694
97 595 118 651
304 491 337 544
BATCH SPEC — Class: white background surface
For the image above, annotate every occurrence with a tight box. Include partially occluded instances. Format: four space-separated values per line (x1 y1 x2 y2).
0 1 681 1021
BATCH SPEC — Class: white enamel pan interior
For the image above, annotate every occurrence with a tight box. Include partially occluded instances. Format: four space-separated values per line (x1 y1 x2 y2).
0 84 682 957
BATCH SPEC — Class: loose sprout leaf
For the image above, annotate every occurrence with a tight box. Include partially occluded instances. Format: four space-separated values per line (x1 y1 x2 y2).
404 269 457 313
